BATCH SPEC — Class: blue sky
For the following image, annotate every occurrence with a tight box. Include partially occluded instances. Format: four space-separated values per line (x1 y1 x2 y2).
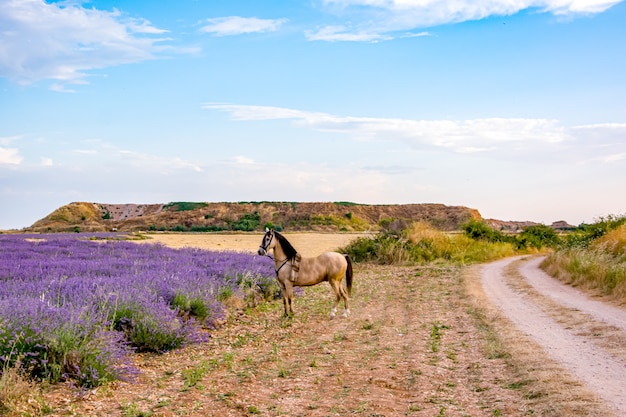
1 0 625 229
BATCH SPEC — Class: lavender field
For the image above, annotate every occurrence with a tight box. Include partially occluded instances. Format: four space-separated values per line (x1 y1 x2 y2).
0 234 275 387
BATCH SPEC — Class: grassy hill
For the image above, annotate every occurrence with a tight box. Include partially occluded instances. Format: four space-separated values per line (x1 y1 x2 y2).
25 201 483 233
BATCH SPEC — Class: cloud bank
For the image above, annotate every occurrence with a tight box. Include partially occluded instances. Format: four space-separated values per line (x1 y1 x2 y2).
200 16 288 36
0 0 169 86
309 0 623 40
204 103 626 163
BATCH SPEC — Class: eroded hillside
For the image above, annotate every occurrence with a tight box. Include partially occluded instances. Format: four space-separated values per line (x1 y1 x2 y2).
26 201 483 233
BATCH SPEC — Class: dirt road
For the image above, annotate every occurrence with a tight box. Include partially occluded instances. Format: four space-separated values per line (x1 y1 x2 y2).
481 256 626 416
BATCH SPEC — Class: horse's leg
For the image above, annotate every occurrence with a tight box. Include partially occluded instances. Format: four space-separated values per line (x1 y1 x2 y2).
278 280 290 317
328 279 342 319
285 282 295 317
340 285 350 317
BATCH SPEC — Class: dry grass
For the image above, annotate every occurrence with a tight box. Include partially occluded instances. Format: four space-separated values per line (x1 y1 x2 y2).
0 363 46 416
594 224 626 255
405 221 519 264
543 225 626 304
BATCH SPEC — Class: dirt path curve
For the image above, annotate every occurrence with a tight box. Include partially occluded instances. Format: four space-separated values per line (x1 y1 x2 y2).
480 256 626 415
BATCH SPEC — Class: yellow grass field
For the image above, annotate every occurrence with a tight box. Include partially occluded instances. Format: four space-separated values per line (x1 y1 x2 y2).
139 232 367 256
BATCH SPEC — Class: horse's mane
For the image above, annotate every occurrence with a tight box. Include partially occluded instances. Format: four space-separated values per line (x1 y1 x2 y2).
274 231 298 260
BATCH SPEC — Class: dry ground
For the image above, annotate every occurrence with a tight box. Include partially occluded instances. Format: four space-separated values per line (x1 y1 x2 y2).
12 233 621 416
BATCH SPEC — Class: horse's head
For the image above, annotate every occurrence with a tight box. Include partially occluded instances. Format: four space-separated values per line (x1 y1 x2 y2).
258 228 275 256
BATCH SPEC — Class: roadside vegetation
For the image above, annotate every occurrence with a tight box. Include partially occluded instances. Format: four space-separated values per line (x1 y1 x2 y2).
342 215 626 302
341 215 626 304
341 219 557 265
542 215 626 302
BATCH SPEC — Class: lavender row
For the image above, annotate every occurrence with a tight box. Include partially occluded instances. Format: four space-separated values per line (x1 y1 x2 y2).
0 234 275 387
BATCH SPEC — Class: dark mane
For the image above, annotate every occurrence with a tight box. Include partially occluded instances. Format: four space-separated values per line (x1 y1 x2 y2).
274 231 298 260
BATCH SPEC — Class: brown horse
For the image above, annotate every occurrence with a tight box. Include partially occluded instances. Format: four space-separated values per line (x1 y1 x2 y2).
257 229 353 318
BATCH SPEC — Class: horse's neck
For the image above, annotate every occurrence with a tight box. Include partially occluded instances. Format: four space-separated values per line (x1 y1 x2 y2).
272 243 289 264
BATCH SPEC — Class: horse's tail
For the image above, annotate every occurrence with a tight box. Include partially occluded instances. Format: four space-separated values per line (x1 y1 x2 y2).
344 255 353 296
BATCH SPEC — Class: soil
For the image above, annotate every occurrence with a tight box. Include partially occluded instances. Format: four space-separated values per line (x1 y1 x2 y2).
20 234 625 417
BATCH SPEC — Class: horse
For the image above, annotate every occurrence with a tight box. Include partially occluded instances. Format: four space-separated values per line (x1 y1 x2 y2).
257 228 353 318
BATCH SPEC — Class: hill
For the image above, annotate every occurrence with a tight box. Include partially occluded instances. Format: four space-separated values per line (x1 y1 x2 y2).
26 201 484 233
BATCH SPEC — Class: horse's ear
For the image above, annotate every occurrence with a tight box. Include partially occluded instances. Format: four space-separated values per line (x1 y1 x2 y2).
265 227 270 232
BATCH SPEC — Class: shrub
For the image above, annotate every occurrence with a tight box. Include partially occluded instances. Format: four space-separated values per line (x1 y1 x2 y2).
163 202 209 212
230 212 261 231
108 295 188 353
560 214 626 249
463 219 506 243
519 224 560 249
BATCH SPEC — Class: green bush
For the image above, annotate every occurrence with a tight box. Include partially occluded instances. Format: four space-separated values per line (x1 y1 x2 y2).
171 292 210 322
560 214 626 249
463 219 506 243
263 222 283 232
519 224 559 249
109 302 186 353
230 212 261 231
163 202 209 212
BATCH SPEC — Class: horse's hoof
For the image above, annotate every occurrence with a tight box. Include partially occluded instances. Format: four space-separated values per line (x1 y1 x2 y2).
342 309 350 318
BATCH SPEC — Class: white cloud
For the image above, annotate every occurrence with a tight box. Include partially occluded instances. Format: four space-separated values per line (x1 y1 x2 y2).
116 149 204 173
0 0 170 85
40 157 53 167
203 103 326 121
200 16 288 36
305 25 392 42
323 0 621 15
68 143 203 172
205 103 568 151
603 153 625 163
0 135 19 146
205 103 626 164
74 149 98 155
0 147 23 165
209 159 396 203
541 0 622 14
232 156 255 164
313 0 623 41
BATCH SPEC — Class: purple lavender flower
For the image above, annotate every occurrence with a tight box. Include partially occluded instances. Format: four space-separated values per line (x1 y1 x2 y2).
0 233 274 386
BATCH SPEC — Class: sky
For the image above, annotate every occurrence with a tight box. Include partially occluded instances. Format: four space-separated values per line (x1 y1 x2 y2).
1 0 625 230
